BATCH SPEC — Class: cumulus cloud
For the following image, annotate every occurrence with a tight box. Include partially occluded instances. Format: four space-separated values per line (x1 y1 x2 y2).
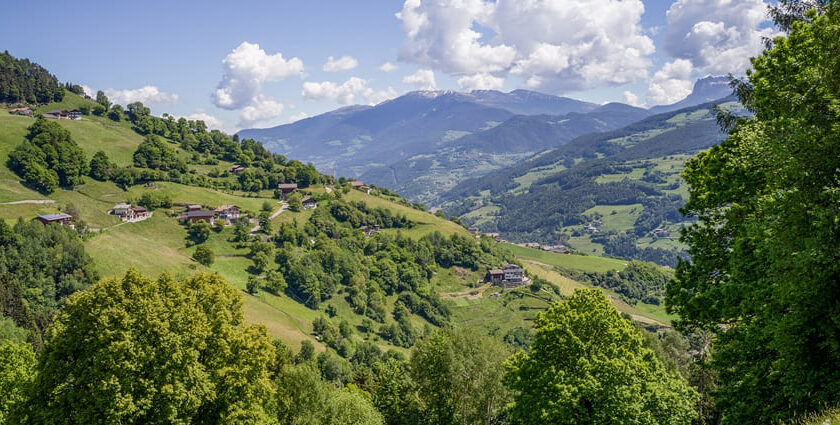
622 91 643 107
81 85 95 98
104 86 179 105
238 97 285 127
212 42 303 110
181 111 231 133
287 112 310 123
323 55 359 72
663 0 778 75
646 59 695 105
396 0 654 91
302 77 397 105
402 69 437 90
457 73 504 91
379 62 398 72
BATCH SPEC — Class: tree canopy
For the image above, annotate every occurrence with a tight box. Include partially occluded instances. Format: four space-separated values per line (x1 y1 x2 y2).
667 4 840 423
505 289 697 424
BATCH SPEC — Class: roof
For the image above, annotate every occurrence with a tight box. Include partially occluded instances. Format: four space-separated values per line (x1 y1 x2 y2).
278 183 298 190
131 206 147 212
349 181 364 187
113 203 131 209
489 269 503 275
230 164 245 170
46 109 65 115
38 213 72 221
186 210 215 218
301 196 316 203
215 204 238 212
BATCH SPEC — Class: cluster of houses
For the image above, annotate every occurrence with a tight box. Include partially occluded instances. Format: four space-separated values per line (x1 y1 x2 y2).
359 224 381 238
650 228 671 238
43 109 82 120
486 264 527 289
180 204 241 226
584 219 603 234
230 164 246 175
277 183 318 209
516 242 571 254
110 203 150 222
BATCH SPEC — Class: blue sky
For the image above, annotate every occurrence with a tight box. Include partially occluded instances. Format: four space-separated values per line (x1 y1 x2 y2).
0 0 775 132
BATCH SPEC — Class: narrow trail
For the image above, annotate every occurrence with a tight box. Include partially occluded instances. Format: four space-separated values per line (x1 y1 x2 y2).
251 202 287 233
0 199 56 205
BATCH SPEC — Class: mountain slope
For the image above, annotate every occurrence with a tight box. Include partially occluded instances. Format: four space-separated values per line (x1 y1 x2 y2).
648 76 733 114
439 97 740 266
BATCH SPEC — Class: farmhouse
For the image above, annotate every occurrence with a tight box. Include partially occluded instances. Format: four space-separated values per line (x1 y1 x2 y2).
519 242 540 248
215 205 241 223
277 183 298 199
230 164 246 174
348 180 372 194
360 224 381 238
68 110 82 120
184 210 215 224
486 264 527 288
301 196 317 209
35 213 73 227
8 107 32 116
187 204 202 211
44 109 65 119
111 203 149 222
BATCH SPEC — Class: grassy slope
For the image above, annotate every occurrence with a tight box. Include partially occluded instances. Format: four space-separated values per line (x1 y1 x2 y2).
2 99 673 351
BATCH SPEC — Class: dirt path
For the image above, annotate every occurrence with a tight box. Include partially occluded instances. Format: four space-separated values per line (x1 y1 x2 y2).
440 283 493 300
251 202 287 233
0 199 56 205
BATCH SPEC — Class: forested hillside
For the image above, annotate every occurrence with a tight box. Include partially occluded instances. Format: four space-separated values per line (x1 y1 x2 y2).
442 99 738 266
0 51 65 105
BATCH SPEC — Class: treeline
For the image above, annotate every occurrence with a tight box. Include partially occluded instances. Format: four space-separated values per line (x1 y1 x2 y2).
0 267 699 425
557 260 672 305
6 119 88 193
0 219 98 349
0 51 64 104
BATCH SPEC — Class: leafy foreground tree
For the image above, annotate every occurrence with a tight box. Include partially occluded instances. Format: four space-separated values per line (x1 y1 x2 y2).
13 269 275 424
410 328 511 425
0 341 35 425
667 4 840 423
505 289 697 424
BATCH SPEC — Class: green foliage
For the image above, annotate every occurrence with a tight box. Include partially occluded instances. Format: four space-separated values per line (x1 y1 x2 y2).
107 104 123 121
187 220 211 245
0 219 98 347
668 6 840 423
7 118 89 192
17 270 275 424
505 289 697 424
0 317 28 344
192 245 214 266
410 328 512 425
559 260 672 304
136 191 172 210
88 150 114 181
0 51 63 104
274 364 384 425
287 192 303 212
246 275 260 295
132 135 186 173
0 341 35 425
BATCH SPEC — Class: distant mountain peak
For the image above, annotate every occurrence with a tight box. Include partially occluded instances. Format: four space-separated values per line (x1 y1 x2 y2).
649 75 735 114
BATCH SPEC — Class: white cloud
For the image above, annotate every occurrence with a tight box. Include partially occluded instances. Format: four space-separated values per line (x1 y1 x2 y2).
81 85 95 98
104 86 179 105
212 41 303 110
457 73 504 91
287 112 310 123
323 55 359 72
181 110 231 133
663 0 778 75
238 97 285 127
622 91 643 107
646 59 695 106
402 69 437 90
379 62 398 72
302 77 398 105
396 0 654 91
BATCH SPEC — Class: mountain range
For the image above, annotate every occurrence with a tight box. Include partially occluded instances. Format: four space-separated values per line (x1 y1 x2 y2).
238 76 733 202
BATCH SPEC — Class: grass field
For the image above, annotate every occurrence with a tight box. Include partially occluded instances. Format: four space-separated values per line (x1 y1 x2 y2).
503 243 628 272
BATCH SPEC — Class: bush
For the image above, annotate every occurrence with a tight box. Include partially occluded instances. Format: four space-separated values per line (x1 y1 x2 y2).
192 246 214 266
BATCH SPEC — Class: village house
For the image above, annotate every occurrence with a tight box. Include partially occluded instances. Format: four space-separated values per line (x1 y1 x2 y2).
43 109 65 119
651 228 671 238
584 223 599 234
541 244 570 254
277 183 298 199
35 213 73 227
484 232 501 241
184 210 215 224
230 164 246 174
301 196 318 209
214 205 241 224
68 110 82 120
486 264 527 288
519 242 541 248
187 204 202 211
349 180 372 194
360 224 381 238
110 203 150 222
8 107 33 116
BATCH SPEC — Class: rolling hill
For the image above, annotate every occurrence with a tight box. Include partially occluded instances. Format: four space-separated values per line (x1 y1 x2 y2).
1 95 673 357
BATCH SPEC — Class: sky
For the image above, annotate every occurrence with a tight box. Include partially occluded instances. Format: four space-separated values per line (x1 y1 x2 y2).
0 0 778 133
